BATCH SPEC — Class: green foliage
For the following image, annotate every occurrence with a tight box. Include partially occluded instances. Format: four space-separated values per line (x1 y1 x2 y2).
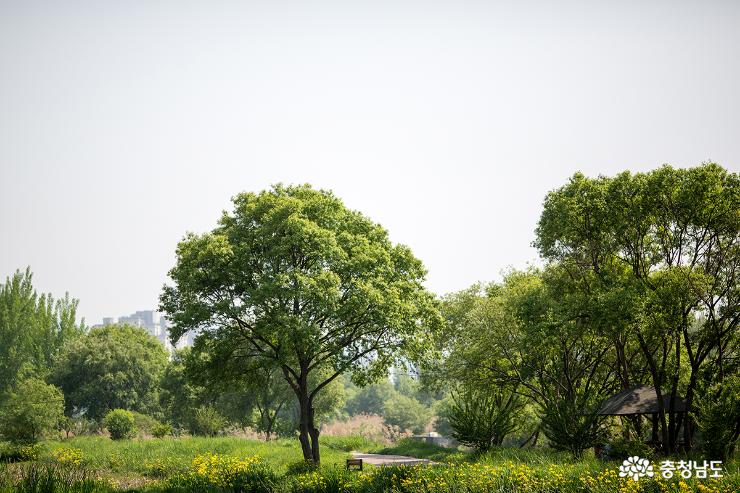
694 375 740 460
605 436 654 460
534 163 740 452
188 406 227 437
0 377 64 443
446 389 523 452
0 268 84 397
344 381 396 417
152 423 173 439
381 393 431 434
51 324 168 421
129 411 160 437
160 184 442 462
103 409 136 440
539 399 605 458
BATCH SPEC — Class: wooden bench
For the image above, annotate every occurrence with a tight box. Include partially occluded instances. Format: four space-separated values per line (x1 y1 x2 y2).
346 458 363 471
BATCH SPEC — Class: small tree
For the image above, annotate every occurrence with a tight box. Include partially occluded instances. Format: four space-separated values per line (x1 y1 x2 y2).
446 389 523 452
103 409 136 440
189 405 227 437
0 378 64 443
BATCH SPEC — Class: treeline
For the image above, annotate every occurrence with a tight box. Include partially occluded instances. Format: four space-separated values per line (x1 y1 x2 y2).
427 163 739 459
0 271 439 444
1 163 737 464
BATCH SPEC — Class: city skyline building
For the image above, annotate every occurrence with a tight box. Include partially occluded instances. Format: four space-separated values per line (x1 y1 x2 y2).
96 310 194 353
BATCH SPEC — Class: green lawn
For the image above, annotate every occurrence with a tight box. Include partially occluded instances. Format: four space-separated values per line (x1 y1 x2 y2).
39 435 367 476
2 437 738 492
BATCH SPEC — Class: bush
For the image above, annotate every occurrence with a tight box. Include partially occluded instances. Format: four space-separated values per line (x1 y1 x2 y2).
103 409 136 440
152 422 173 439
446 389 523 452
188 405 227 437
540 398 605 458
694 375 740 460
129 411 160 437
0 378 65 443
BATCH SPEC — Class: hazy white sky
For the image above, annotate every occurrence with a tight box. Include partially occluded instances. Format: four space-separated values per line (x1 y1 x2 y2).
1 0 739 325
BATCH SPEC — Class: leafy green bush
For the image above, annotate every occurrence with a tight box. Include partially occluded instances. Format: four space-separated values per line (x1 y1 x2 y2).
129 411 160 437
0 378 65 443
539 399 605 458
446 389 523 452
103 409 136 440
188 405 227 437
694 375 740 460
152 422 173 439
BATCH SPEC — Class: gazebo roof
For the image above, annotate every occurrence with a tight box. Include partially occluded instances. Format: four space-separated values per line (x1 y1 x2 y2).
598 385 687 415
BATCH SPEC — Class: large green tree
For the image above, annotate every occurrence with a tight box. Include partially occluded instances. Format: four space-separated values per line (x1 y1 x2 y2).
160 184 440 463
50 324 168 421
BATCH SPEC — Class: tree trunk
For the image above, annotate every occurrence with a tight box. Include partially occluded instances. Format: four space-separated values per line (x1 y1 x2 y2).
296 374 321 464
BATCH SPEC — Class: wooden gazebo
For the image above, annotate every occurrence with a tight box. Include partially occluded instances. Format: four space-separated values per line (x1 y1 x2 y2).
597 385 687 448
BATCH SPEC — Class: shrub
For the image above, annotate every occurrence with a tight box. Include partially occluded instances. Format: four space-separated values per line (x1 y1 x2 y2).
103 409 136 440
188 405 227 437
446 389 523 452
694 375 740 461
540 398 605 458
152 422 173 439
129 411 160 437
0 378 65 443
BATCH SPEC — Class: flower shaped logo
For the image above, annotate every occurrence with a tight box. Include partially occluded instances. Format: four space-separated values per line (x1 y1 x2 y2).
619 456 654 481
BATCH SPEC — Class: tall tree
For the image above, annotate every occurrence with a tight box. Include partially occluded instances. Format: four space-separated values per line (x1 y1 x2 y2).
161 184 440 463
0 268 84 397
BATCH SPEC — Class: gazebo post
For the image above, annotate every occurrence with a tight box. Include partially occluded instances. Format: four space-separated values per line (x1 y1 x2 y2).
651 413 658 443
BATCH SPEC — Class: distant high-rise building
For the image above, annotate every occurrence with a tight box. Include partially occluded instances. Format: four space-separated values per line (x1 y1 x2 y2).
96 310 193 354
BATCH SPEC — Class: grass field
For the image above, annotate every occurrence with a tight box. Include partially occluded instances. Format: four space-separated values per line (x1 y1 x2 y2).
1 436 738 492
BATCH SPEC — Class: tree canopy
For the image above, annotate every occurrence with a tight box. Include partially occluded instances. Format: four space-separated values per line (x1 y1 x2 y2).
51 324 169 421
161 184 441 463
